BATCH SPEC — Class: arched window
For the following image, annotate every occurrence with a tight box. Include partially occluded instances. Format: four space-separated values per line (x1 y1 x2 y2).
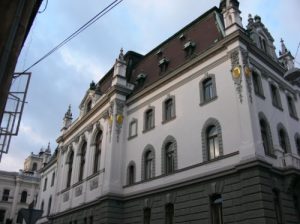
165 203 174 224
165 142 175 174
295 134 300 156
32 162 37 171
143 208 151 224
201 118 223 161
277 124 291 153
127 162 136 185
259 114 273 156
142 145 155 181
47 196 52 216
20 191 27 203
93 131 102 174
200 75 217 105
66 150 74 188
79 141 87 181
145 151 154 180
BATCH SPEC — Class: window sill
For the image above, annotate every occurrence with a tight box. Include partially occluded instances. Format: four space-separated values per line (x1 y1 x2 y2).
265 153 277 159
128 134 138 141
199 96 218 106
272 103 283 111
162 116 176 124
289 113 299 121
254 92 265 100
143 126 155 134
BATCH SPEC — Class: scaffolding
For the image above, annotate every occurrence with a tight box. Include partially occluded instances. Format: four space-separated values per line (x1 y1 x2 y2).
0 72 31 161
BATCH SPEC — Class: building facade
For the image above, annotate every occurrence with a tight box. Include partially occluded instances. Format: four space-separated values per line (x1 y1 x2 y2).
0 150 44 224
38 1 300 223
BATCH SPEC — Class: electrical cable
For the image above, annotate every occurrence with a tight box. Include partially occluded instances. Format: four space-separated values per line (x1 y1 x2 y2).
23 0 123 73
38 0 48 13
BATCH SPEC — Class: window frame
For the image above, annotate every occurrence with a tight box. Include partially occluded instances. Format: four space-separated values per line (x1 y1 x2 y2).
141 145 156 181
20 191 27 203
201 118 223 162
277 123 291 154
127 161 136 185
161 135 178 175
51 172 55 187
210 194 223 224
43 178 48 191
128 118 138 139
143 107 155 132
78 141 87 182
269 83 282 110
252 71 264 98
2 189 9 201
200 74 217 106
66 149 74 188
258 112 274 157
295 133 300 156
143 208 151 224
93 130 102 174
162 96 176 123
286 95 298 119
165 203 174 224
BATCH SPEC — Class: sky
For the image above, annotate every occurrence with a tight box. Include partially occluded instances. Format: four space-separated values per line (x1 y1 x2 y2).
0 0 299 171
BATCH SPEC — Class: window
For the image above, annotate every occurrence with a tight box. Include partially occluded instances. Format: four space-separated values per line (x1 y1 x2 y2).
165 203 174 224
210 194 223 224
293 194 300 221
79 141 87 181
51 172 55 186
278 125 290 153
129 119 138 138
144 208 151 224
144 108 154 131
66 150 74 188
273 189 283 224
20 191 27 203
202 118 223 161
43 178 48 191
127 162 135 185
0 210 5 222
2 189 10 201
259 117 273 156
32 162 37 171
165 142 175 174
183 41 196 57
159 57 169 73
93 131 102 174
207 126 219 160
287 95 298 118
41 201 44 212
259 36 268 54
270 84 282 109
163 97 175 122
47 196 52 215
145 151 154 180
16 211 23 223
89 216 94 224
200 75 217 105
295 134 300 156
252 71 264 97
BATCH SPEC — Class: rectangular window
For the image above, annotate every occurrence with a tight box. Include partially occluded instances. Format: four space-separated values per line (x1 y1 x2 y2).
144 208 151 224
165 204 174 224
0 210 5 222
43 178 48 191
287 95 297 118
129 120 137 137
211 194 223 224
164 98 175 122
51 172 55 186
144 109 154 131
2 189 9 201
252 71 264 97
270 84 281 109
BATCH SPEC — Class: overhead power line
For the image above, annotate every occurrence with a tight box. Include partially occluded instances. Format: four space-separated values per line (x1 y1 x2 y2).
23 0 123 73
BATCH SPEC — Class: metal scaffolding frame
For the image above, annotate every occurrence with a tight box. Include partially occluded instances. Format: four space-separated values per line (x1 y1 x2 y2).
0 72 31 161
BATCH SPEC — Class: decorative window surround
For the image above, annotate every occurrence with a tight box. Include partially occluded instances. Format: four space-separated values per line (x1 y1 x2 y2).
269 82 283 111
141 145 156 181
162 95 176 123
258 112 275 157
277 123 291 153
199 74 217 106
161 135 178 175
128 118 138 139
143 107 155 133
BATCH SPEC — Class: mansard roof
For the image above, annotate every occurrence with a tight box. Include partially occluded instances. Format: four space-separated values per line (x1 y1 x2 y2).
94 7 223 98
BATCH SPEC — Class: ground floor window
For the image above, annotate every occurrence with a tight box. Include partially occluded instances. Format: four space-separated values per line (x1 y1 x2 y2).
211 194 223 224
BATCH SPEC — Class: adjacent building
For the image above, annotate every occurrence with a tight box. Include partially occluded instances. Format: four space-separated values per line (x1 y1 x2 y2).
37 1 300 223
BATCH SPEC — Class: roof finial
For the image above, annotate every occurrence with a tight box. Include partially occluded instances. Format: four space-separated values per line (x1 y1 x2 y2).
118 48 124 61
280 38 288 55
46 142 51 153
65 104 72 119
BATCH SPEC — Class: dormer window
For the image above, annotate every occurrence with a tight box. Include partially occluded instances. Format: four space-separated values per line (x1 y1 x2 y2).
155 49 163 57
184 41 196 57
159 57 169 73
136 73 147 84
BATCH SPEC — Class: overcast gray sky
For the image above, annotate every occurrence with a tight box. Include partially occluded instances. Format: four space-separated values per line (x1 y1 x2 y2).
1 0 299 171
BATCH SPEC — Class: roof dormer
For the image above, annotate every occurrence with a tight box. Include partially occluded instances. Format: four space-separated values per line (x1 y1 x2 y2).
79 81 102 117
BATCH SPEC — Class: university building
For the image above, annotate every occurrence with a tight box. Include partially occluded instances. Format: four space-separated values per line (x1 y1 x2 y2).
37 0 300 223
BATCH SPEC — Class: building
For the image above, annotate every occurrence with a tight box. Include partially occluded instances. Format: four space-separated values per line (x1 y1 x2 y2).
37 1 300 223
0 0 42 161
0 149 44 224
